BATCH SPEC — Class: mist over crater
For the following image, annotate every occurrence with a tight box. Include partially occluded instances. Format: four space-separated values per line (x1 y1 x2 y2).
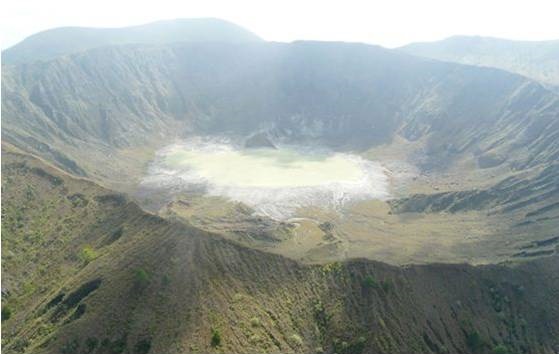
140 137 391 219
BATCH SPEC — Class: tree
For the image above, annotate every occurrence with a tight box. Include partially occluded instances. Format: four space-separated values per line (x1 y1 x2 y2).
211 328 222 347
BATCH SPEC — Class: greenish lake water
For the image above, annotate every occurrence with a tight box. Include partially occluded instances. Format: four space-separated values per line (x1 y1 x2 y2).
165 146 365 188
142 138 390 219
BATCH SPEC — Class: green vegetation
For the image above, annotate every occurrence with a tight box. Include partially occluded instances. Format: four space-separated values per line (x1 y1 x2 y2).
321 262 343 275
2 305 12 321
61 338 80 354
248 334 261 344
381 279 394 293
101 337 126 354
79 245 99 264
161 274 171 287
288 334 303 347
11 338 30 352
492 344 510 354
361 275 378 289
249 316 260 327
333 336 367 354
135 339 152 354
312 298 332 341
211 328 222 347
85 337 98 353
465 330 485 352
134 268 151 288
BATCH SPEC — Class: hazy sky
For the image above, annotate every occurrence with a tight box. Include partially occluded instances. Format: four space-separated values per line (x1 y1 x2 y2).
2 0 558 49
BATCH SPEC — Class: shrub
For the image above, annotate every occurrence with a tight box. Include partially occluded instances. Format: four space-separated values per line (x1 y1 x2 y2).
321 262 342 274
2 305 12 321
101 338 111 348
12 338 30 352
361 275 377 289
250 317 260 327
162 274 171 287
134 269 150 288
381 279 394 293
333 336 367 354
312 299 331 333
492 345 509 354
211 328 222 347
25 185 35 200
108 338 126 354
85 337 98 353
79 245 98 264
289 334 303 347
465 330 484 351
61 338 80 354
135 339 152 354
249 334 261 344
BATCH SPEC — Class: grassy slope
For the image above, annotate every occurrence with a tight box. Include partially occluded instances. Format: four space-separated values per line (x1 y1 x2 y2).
2 149 559 354
399 36 559 87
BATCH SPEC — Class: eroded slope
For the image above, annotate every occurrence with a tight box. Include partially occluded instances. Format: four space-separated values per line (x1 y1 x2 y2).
2 149 559 354
3 41 558 186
